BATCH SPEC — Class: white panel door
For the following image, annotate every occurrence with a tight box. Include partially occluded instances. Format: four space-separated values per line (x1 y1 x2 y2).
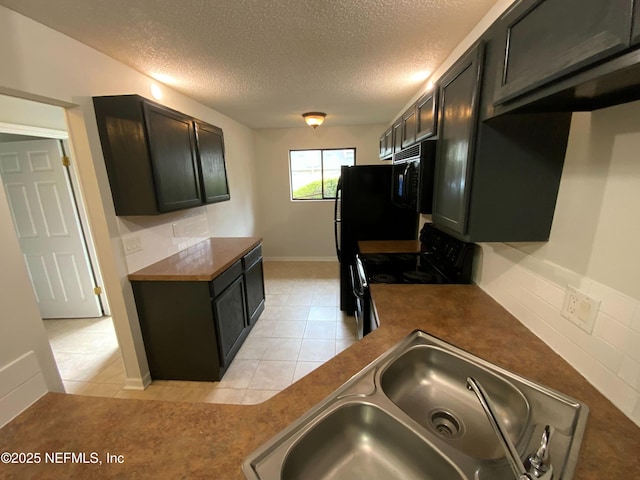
0 139 101 318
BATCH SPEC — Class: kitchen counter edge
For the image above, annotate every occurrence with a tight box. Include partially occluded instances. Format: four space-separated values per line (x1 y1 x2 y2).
127 237 262 282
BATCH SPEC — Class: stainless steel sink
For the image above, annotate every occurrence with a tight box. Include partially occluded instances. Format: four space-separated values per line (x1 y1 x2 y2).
243 330 589 480
280 401 465 480
379 345 530 460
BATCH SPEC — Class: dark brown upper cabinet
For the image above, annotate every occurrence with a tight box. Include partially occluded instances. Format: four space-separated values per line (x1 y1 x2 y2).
143 103 202 213
379 127 393 160
632 3 640 46
401 104 417 148
392 117 403 154
415 88 438 141
494 0 633 106
432 30 571 243
432 43 484 238
93 95 229 215
194 122 230 204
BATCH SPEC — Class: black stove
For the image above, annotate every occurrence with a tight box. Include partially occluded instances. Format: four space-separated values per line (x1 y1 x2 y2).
358 224 475 286
351 224 475 338
359 252 447 285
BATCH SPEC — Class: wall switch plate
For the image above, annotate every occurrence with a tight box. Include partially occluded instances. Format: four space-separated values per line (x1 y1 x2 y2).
561 285 600 334
122 235 143 255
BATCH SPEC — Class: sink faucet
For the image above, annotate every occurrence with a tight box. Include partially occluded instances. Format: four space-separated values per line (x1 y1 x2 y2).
466 377 554 480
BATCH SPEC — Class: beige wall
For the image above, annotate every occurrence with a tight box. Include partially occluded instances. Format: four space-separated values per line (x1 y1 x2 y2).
253 124 385 259
0 6 259 401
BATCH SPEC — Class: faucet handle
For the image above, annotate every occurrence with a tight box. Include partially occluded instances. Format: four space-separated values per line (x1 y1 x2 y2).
525 425 554 478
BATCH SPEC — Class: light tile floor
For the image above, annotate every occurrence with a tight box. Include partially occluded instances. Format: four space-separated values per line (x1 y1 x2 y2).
44 261 357 405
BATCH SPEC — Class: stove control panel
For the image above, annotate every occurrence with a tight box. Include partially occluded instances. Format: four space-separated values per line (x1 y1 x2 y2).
420 223 475 280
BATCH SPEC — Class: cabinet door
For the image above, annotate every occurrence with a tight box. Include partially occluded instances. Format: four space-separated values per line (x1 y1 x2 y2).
494 0 633 105
432 43 484 237
132 281 221 381
244 259 265 325
401 104 417 148
379 134 386 159
415 89 437 141
213 275 247 368
633 2 640 46
195 122 230 204
143 103 202 212
392 118 403 153
384 128 393 157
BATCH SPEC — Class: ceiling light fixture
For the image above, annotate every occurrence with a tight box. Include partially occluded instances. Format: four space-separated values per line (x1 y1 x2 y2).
150 83 163 100
302 112 326 129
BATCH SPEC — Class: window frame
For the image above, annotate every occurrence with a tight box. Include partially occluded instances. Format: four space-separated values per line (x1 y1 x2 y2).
288 147 356 201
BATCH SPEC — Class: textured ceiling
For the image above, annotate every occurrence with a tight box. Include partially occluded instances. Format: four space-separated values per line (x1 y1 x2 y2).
1 0 499 128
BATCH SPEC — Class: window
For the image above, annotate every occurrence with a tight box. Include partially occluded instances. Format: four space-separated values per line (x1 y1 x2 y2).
289 148 355 200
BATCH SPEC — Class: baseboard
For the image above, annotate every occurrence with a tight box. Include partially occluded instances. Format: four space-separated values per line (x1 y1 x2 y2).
123 371 151 391
263 257 338 262
0 351 47 428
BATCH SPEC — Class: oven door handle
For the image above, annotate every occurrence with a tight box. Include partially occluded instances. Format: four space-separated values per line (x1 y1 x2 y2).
350 265 362 298
352 255 368 297
334 176 342 262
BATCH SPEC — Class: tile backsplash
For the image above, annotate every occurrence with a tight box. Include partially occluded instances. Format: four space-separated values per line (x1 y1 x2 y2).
476 243 640 427
118 209 210 273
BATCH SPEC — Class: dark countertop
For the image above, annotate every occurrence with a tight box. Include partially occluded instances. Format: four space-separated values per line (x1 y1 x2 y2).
0 285 638 479
358 239 421 253
127 237 262 281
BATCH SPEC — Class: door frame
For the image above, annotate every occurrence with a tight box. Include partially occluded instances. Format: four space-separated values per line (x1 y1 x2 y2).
0 122 109 316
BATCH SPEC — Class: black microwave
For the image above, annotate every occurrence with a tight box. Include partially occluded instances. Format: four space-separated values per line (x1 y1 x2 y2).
391 140 436 213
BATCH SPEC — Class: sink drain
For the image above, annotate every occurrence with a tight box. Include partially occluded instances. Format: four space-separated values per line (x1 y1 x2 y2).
430 410 463 439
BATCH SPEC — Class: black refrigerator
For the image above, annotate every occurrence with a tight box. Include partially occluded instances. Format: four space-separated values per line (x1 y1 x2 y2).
334 165 418 315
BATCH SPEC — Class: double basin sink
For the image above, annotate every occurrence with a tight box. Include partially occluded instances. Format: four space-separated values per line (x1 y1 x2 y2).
243 330 588 479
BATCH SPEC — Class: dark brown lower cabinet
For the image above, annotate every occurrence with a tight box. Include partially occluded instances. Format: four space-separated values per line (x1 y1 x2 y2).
131 248 265 381
243 245 265 326
213 274 247 369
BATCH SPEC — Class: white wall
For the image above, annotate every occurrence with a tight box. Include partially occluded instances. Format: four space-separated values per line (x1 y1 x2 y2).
253 124 385 259
0 5 259 409
0 94 67 131
476 102 640 427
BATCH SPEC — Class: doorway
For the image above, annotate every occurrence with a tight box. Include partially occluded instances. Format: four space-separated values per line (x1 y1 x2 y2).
0 137 103 318
0 94 125 394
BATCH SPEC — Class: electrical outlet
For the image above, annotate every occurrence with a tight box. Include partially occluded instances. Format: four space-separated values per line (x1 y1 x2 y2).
122 235 143 255
561 285 600 334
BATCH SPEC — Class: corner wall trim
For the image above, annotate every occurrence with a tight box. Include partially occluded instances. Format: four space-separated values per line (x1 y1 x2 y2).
0 351 48 428
123 371 151 391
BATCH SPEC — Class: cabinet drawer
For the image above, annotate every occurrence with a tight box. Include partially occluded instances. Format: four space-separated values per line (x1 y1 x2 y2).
242 244 263 270
211 260 243 296
494 0 633 105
